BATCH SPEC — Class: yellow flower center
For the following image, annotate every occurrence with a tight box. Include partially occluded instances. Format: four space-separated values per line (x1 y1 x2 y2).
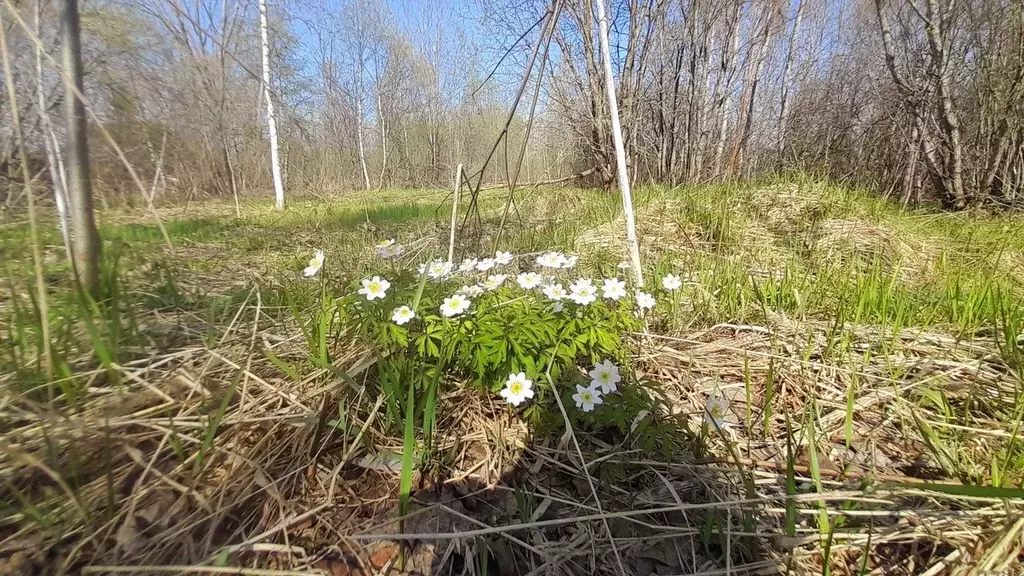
600 371 609 380
369 283 380 291
582 392 592 401
510 383 522 394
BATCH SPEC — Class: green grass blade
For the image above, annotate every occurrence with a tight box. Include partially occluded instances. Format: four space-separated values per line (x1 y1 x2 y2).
422 362 442 451
894 482 1024 499
398 373 417 570
805 404 830 536
194 368 241 474
263 347 301 381
784 410 797 538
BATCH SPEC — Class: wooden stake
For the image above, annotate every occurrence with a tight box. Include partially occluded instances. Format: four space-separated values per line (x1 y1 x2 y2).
448 164 463 263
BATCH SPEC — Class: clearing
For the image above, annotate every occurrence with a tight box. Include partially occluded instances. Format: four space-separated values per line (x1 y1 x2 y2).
2 179 1023 576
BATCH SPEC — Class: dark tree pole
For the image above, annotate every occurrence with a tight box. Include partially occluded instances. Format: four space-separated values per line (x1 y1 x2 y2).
62 0 101 297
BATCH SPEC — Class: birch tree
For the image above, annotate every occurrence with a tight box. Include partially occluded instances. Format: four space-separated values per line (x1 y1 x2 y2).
259 0 286 210
35 0 70 258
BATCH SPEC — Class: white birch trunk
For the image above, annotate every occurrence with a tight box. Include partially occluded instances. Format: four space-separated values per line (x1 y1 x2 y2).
596 0 644 288
777 0 805 156
35 0 70 259
357 98 371 190
713 2 742 178
377 89 387 191
258 0 285 211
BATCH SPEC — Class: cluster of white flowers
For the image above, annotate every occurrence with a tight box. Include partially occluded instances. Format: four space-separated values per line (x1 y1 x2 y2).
306 248 686 378
375 238 405 259
536 251 577 269
572 359 622 412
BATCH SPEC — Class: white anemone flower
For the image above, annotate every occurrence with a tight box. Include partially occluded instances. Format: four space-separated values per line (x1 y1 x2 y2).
303 249 325 277
516 272 544 289
589 359 622 394
662 274 683 291
358 276 391 300
481 274 508 291
499 372 534 406
602 278 627 301
536 252 566 268
494 251 514 265
573 383 603 413
476 258 497 272
459 258 479 273
391 306 416 325
542 283 568 301
551 301 564 313
561 255 578 269
568 281 597 305
458 284 484 297
440 294 472 317
375 239 402 259
635 290 656 311
427 260 453 279
705 393 730 428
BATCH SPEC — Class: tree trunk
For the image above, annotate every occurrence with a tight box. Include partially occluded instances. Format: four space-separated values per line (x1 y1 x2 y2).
732 0 775 176
259 0 286 211
36 0 71 260
712 1 742 179
596 0 644 289
902 124 921 206
356 98 371 190
923 0 966 207
377 90 387 191
777 0 804 158
61 0 101 297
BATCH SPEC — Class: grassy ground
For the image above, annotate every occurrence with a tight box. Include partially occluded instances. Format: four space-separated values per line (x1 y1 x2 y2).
1 178 1023 575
